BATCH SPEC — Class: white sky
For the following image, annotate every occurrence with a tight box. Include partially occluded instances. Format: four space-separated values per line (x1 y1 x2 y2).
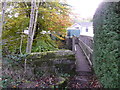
67 0 103 18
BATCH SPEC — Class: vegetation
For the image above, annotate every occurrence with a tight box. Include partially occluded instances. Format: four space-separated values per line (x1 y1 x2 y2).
2 50 75 88
93 2 120 88
2 1 72 55
3 0 120 89
1 1 73 88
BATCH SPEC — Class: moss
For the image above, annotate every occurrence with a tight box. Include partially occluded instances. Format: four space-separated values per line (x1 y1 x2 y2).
25 50 76 78
27 50 75 62
65 55 75 60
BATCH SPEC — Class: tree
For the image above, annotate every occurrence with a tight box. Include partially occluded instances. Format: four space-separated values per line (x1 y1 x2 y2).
26 0 39 53
26 1 72 53
2 1 72 54
2 1 7 25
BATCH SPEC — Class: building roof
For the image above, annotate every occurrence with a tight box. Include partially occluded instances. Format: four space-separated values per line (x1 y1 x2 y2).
67 22 93 30
78 22 93 27
71 23 81 27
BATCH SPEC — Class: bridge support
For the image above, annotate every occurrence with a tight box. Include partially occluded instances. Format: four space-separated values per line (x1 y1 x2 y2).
66 37 72 50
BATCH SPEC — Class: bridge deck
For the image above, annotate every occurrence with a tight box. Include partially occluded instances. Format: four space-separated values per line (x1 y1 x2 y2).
67 36 102 88
75 44 92 73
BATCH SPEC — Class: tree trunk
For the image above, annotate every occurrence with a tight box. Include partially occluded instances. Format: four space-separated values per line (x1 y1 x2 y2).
26 0 36 53
2 1 7 24
26 0 39 53
31 2 39 45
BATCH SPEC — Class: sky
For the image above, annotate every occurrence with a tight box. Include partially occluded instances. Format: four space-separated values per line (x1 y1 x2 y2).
66 0 103 18
1 0 103 19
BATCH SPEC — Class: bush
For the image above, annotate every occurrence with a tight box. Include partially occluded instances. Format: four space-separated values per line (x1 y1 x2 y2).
32 34 58 52
93 2 120 88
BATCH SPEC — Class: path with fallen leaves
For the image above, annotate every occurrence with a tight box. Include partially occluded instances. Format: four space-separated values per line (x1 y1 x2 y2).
67 39 102 88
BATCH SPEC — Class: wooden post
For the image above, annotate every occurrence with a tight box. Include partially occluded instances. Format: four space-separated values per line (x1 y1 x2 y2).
72 36 75 52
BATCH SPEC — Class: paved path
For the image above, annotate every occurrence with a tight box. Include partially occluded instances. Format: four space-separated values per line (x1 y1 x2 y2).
75 44 92 73
67 37 102 88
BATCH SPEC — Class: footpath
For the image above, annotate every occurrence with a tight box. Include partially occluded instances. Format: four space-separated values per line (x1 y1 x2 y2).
67 43 102 88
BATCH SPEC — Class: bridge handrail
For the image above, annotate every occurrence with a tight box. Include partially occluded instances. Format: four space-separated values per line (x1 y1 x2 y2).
79 35 93 49
78 38 93 54
78 37 93 66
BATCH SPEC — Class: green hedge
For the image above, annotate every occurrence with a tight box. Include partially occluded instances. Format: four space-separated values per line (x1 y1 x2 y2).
93 2 120 88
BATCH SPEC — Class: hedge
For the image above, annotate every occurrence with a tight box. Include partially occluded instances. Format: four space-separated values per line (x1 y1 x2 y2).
93 2 120 88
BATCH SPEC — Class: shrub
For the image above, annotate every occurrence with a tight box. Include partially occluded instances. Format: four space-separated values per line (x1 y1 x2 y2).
93 2 120 88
